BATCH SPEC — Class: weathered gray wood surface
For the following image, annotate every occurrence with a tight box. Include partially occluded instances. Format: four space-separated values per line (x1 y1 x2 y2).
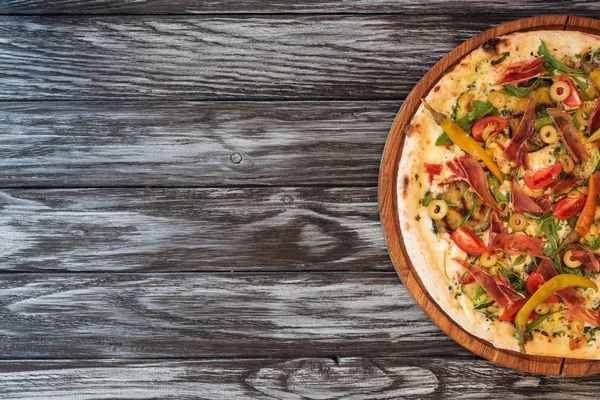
0 272 458 358
0 1 596 15
0 101 392 187
0 357 595 400
0 16 510 100
0 187 389 272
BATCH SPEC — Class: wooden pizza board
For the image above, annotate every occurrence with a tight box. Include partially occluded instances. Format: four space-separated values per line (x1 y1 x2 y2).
378 15 600 376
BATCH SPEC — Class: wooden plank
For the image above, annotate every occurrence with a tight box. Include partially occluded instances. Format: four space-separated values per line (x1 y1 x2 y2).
0 1 596 15
0 15 512 100
0 356 599 399
0 101 393 188
0 272 462 358
0 187 390 272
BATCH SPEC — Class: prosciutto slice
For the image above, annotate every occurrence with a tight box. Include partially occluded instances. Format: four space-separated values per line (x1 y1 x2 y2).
495 56 548 86
548 108 590 163
511 177 545 214
453 258 524 307
589 99 600 137
552 174 583 195
571 246 600 273
488 233 545 257
503 98 536 168
537 259 585 305
446 155 501 211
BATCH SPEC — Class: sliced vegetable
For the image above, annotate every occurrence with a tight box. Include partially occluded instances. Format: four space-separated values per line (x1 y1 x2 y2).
471 116 508 142
515 274 598 352
451 226 486 255
540 125 559 144
523 164 562 190
422 100 503 181
550 80 571 102
553 194 586 220
479 252 498 268
489 90 508 108
526 272 559 303
428 199 448 220
458 271 475 285
564 249 583 268
499 297 535 322
574 174 597 237
559 154 575 174
509 213 527 232
446 155 502 212
576 107 590 127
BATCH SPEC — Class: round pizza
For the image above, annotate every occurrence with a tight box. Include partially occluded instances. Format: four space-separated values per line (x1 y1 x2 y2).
398 30 600 358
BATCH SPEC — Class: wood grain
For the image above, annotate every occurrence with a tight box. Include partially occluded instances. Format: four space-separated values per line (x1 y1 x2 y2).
0 101 393 188
0 272 462 359
0 15 513 100
378 16 600 376
0 187 389 272
2 356 600 400
0 1 597 15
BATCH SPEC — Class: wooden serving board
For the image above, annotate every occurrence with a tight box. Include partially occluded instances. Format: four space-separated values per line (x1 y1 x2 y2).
379 15 600 376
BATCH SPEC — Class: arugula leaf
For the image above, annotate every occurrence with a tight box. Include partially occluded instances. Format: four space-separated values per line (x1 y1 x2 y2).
455 100 499 132
538 40 586 78
572 76 589 98
540 217 560 252
567 216 578 230
525 309 565 334
435 132 453 146
535 107 553 130
564 266 584 276
502 78 542 98
487 176 501 191
513 255 527 265
491 51 510 66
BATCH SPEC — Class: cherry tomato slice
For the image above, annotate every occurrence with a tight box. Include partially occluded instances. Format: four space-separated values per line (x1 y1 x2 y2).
457 271 475 285
553 194 586 220
523 163 563 190
499 297 538 322
560 75 584 108
450 226 486 255
525 272 559 303
471 116 508 142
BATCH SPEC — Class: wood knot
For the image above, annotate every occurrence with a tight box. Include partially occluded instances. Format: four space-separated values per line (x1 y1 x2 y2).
230 152 243 164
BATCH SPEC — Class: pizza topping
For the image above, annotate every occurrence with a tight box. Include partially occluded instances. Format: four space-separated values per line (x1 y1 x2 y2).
582 53 600 92
515 274 598 351
422 100 504 180
471 116 507 142
495 55 548 86
489 90 508 108
549 80 571 102
553 194 585 220
508 213 527 232
587 99 600 142
424 163 443 184
502 98 536 168
450 226 486 255
569 246 600 272
446 155 501 212
523 163 562 189
499 297 536 322
488 233 545 257
539 124 559 144
547 108 590 163
559 154 575 174
453 258 524 307
427 199 448 220
526 272 559 303
559 75 584 107
511 177 546 214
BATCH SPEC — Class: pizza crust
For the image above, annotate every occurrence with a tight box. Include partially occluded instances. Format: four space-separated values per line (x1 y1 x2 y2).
398 30 600 358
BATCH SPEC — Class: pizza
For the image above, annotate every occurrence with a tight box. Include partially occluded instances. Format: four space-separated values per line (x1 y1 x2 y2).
398 30 600 358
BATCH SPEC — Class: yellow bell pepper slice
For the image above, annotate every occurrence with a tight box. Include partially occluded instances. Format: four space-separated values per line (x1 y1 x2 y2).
422 100 503 181
515 274 598 352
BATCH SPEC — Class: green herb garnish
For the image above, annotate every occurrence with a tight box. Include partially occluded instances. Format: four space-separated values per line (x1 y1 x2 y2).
435 132 453 146
491 51 510 66
502 78 542 98
538 40 586 78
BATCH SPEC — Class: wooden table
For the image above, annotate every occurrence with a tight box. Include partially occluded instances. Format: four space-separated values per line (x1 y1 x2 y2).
0 2 599 398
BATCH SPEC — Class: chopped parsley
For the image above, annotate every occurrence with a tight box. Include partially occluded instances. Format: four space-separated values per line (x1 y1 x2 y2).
491 51 510 66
